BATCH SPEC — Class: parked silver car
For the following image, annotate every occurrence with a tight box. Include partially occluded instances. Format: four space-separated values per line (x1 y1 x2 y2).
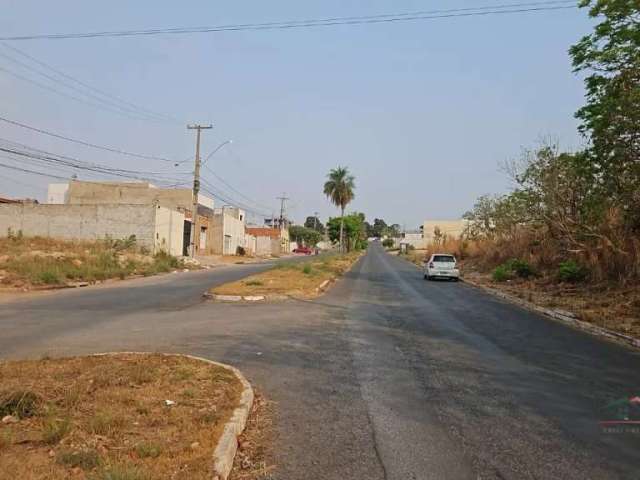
424 254 460 281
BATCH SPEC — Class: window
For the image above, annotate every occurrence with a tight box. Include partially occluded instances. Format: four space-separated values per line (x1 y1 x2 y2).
433 255 455 263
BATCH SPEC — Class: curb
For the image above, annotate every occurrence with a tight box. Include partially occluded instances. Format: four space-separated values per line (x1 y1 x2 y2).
92 352 254 480
462 278 640 350
203 277 337 303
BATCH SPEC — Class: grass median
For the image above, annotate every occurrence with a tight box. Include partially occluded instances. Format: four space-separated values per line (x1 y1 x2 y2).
210 251 362 299
0 353 241 480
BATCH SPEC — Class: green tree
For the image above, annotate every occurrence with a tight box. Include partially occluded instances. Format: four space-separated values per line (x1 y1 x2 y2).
327 213 367 252
289 225 322 247
570 0 640 229
304 215 325 234
323 166 356 252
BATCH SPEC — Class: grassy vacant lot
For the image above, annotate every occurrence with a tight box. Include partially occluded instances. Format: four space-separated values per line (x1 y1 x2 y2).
0 234 190 289
0 353 241 480
211 252 361 298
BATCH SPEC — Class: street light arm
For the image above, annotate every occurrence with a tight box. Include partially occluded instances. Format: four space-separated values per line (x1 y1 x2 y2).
202 140 232 165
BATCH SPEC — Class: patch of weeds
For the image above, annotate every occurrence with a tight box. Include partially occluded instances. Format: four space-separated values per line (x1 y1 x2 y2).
89 410 124 436
558 260 589 283
135 405 149 416
60 386 82 410
42 415 71 444
0 390 40 418
135 441 162 459
505 259 535 278
244 280 264 286
39 270 61 284
181 388 195 399
57 448 102 470
93 463 150 480
492 265 512 282
302 264 312 275
129 364 154 385
172 365 196 381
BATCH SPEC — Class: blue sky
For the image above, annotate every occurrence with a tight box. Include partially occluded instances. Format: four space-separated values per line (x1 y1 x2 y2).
0 1 592 228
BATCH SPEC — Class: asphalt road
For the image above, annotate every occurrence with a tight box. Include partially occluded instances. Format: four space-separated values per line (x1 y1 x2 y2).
1 244 639 479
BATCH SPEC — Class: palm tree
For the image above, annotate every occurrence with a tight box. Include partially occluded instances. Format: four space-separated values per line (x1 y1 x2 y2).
323 166 355 252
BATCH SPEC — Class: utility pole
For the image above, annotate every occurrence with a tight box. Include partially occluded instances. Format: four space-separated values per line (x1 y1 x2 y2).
276 193 289 230
187 124 212 257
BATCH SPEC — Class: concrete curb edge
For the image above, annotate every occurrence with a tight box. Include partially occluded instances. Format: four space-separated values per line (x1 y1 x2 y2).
92 351 254 480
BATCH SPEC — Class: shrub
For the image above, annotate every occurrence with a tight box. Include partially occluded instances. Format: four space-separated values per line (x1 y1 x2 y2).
39 270 61 284
135 441 162 459
558 260 589 283
492 265 512 282
57 448 102 470
382 238 394 248
0 390 40 418
95 464 150 480
236 246 246 256
505 259 534 278
42 416 71 444
302 264 312 275
244 280 263 286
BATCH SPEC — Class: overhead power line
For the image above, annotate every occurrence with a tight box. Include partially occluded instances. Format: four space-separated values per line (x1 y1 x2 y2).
0 42 181 124
0 2 578 41
0 115 178 163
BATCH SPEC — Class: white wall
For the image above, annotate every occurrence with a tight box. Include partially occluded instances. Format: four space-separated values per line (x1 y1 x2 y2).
47 183 69 204
154 206 185 256
0 204 166 252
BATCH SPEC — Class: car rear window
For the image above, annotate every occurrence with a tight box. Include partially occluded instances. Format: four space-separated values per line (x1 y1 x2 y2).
433 255 455 263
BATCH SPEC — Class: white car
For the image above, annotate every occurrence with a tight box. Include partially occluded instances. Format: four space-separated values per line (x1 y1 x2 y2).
424 254 460 281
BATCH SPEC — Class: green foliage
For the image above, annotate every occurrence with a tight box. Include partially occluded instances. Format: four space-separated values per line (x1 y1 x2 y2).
43 415 71 444
324 166 356 250
382 238 394 248
570 0 640 228
505 259 534 278
0 390 40 418
327 212 367 252
492 265 512 282
558 260 589 283
304 216 325 234
134 442 162 459
289 225 322 247
57 449 102 470
93 464 150 480
104 235 137 252
302 264 312 275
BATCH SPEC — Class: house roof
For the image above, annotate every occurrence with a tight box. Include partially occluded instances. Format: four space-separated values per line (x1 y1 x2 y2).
246 227 281 239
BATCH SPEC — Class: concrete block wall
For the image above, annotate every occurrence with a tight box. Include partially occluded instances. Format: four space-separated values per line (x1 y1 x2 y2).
0 204 157 250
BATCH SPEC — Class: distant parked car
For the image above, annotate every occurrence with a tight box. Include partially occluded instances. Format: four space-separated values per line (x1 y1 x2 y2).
424 253 460 281
293 246 313 255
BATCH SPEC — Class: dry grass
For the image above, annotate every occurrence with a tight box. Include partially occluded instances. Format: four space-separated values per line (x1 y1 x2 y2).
211 252 361 298
0 235 190 290
0 353 241 480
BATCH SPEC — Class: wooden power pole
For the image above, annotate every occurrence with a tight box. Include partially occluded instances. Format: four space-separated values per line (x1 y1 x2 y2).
187 124 212 257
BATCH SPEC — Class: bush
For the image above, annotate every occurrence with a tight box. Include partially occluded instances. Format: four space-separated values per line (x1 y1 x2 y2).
0 390 40 418
558 260 589 283
57 448 102 470
492 265 512 282
236 246 246 256
505 259 534 278
42 416 71 444
302 264 312 275
382 238 394 248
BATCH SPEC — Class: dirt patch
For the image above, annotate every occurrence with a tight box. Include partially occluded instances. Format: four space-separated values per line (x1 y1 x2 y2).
0 235 195 292
210 252 361 299
0 353 241 480
230 391 275 480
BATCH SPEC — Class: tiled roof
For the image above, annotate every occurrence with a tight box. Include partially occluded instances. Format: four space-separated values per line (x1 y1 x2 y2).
246 227 281 239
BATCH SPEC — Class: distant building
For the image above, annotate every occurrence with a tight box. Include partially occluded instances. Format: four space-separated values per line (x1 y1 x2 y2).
422 219 468 243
